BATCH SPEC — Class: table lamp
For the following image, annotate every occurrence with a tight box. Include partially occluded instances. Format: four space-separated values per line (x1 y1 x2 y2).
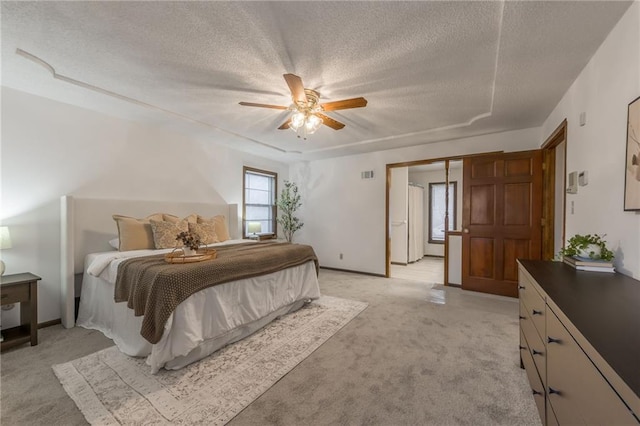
248 222 262 237
0 226 12 276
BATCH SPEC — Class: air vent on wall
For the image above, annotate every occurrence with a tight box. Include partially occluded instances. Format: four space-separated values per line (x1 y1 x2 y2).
361 170 374 179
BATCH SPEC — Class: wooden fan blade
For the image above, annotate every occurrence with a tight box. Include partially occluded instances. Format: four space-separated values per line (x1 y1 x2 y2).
283 74 307 104
316 113 345 130
239 102 288 110
278 119 291 130
320 97 368 111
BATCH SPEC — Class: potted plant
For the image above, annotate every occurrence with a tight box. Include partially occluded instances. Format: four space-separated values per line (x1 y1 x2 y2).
176 231 201 256
559 234 614 261
277 181 304 242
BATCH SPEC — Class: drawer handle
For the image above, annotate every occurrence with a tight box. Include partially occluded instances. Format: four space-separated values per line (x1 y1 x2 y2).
532 309 542 316
548 387 561 395
519 315 526 320
532 389 543 396
548 336 561 344
519 286 525 290
532 349 544 356
519 345 526 351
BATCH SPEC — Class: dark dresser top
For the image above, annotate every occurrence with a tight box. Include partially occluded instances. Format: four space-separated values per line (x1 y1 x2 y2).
519 260 640 400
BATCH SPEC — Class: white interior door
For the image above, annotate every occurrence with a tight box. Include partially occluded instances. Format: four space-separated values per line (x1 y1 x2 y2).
390 167 409 264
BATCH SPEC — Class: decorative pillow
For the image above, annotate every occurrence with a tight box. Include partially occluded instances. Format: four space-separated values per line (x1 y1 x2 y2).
197 215 230 242
188 222 219 245
150 219 189 249
108 238 119 250
164 213 197 224
112 213 164 251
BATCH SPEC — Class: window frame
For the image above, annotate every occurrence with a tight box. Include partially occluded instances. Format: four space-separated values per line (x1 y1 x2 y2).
242 166 278 239
428 181 457 244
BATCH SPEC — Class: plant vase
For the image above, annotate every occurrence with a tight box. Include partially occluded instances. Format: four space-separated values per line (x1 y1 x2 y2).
578 244 601 259
183 246 197 257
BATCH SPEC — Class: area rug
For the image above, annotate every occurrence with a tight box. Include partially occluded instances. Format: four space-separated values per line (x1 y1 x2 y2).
53 296 367 425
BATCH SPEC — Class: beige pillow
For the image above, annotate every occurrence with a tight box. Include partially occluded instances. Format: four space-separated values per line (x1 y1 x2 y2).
188 222 219 245
150 219 189 249
164 213 197 224
198 215 230 242
113 213 164 251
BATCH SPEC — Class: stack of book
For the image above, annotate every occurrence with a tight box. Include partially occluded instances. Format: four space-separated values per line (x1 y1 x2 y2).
563 256 615 273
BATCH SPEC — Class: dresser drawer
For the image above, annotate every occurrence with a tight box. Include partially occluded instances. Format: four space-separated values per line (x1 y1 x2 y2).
520 300 546 386
519 273 546 340
521 329 545 424
546 309 638 425
546 398 559 426
0 284 29 305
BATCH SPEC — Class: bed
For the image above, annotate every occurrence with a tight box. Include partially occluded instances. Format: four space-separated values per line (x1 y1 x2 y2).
61 196 320 373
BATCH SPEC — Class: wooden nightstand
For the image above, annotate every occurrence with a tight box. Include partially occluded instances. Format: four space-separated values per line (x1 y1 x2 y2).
1 273 41 351
248 234 276 241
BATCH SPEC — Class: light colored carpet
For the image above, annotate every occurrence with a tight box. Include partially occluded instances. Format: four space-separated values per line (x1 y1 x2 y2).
52 296 367 425
0 269 540 425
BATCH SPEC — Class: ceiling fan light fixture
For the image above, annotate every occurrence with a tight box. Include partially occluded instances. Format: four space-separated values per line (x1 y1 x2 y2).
305 114 322 133
290 111 306 131
240 74 365 136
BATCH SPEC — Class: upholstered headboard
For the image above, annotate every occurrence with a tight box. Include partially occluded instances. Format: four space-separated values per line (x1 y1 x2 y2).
60 195 238 328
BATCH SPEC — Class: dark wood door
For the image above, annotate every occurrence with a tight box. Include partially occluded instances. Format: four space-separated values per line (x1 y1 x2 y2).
462 150 543 297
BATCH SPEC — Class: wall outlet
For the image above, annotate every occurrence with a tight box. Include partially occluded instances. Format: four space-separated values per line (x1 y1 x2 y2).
339 253 343 260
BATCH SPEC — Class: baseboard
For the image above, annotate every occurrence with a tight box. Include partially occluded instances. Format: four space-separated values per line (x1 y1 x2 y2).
390 262 408 266
38 318 62 329
423 255 444 259
319 266 386 278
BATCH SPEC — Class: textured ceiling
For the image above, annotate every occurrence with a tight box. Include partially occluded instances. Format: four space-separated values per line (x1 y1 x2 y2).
1 1 632 162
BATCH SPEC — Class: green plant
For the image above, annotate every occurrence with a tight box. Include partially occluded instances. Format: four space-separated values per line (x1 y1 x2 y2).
559 234 614 261
176 231 201 250
277 181 303 242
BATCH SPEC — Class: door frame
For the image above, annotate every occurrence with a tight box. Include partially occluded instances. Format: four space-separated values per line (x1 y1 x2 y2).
541 119 568 260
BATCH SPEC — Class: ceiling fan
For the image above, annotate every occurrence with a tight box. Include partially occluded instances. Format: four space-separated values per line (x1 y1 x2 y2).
239 74 367 139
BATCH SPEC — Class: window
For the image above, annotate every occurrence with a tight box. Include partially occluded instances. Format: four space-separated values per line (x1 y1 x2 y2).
428 181 457 243
243 167 277 238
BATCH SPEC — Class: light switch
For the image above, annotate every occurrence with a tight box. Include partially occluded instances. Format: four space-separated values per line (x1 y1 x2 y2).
579 112 587 126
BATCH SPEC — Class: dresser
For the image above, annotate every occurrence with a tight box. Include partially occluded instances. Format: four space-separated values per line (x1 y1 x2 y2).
518 260 639 425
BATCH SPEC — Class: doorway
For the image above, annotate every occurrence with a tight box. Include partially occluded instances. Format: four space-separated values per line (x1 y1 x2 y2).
541 120 568 259
387 158 462 284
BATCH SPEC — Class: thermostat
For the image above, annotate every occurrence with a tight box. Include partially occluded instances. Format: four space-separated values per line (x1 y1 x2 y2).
578 171 588 186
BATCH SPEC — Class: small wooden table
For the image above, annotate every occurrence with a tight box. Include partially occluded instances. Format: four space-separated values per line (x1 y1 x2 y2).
1 273 41 351
248 234 276 241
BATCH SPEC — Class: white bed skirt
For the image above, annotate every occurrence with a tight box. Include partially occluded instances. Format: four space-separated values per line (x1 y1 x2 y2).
77 260 320 372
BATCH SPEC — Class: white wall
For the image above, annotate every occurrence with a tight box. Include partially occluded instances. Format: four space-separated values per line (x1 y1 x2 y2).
409 166 463 257
541 2 640 279
289 127 541 275
0 87 289 327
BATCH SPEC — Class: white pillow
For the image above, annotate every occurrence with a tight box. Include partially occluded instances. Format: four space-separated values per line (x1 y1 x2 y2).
109 238 119 250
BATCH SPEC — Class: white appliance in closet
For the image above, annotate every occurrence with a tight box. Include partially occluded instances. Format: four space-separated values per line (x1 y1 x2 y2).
390 167 424 264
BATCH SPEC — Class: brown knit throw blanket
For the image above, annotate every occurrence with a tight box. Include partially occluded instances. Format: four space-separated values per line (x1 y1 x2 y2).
114 241 319 344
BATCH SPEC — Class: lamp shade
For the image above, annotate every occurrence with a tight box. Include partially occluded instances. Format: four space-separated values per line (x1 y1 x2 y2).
248 222 262 234
0 226 12 249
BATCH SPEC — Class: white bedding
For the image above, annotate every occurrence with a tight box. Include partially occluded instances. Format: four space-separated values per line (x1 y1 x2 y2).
77 240 320 373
